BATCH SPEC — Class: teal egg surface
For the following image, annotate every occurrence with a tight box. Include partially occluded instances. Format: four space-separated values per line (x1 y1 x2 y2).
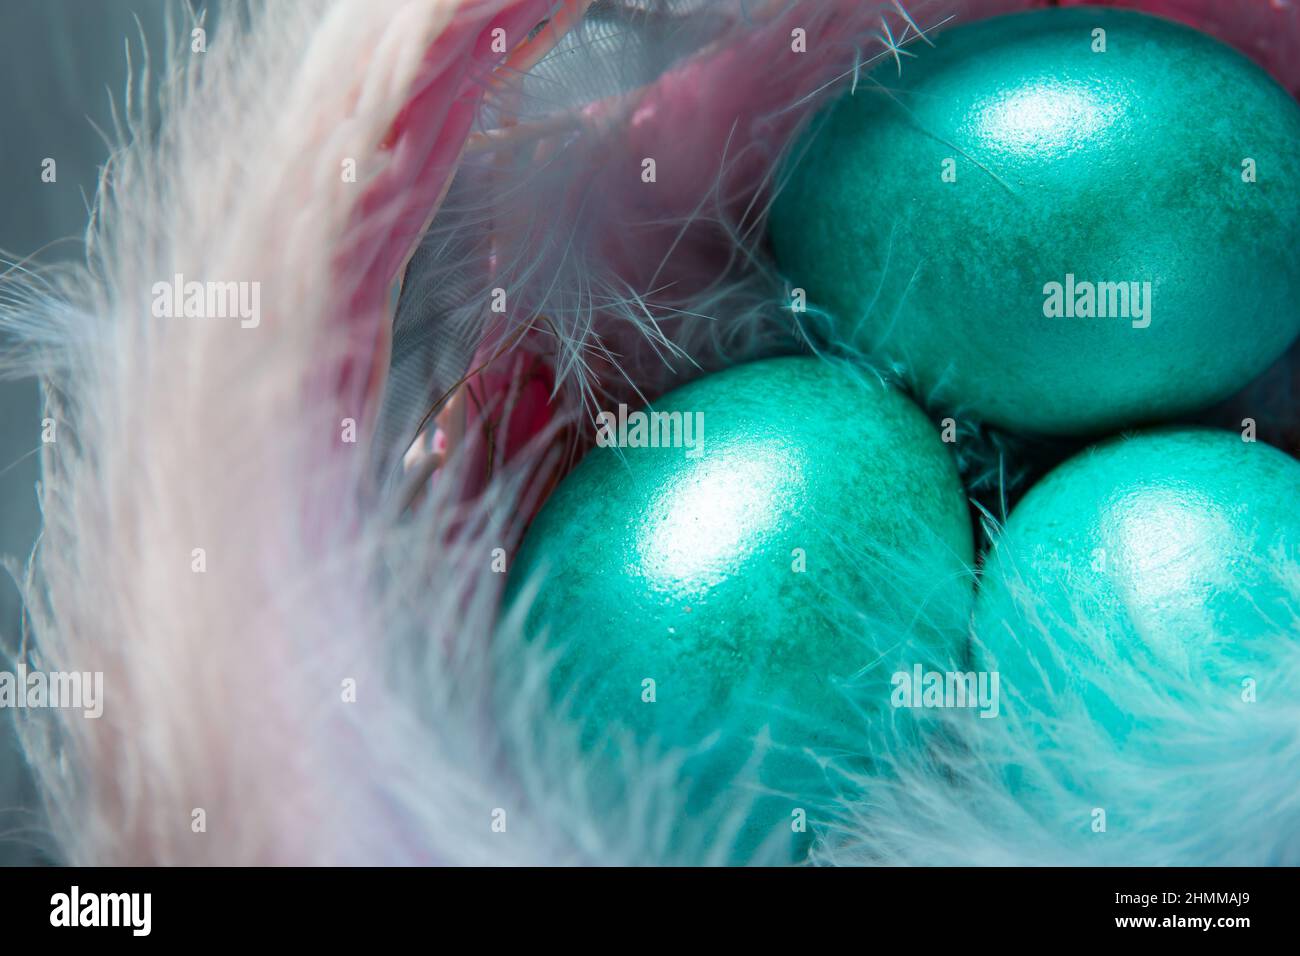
507 357 974 858
770 8 1300 434
974 428 1300 742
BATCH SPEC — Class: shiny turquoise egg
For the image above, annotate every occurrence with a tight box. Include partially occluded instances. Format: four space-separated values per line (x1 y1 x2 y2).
974 428 1300 743
770 8 1300 435
506 357 974 860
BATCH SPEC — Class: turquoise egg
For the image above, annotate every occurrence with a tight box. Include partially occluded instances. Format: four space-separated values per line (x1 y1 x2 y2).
769 8 1300 435
506 357 974 860
974 428 1300 742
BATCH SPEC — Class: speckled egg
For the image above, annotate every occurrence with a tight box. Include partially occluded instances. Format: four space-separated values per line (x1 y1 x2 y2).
974 427 1300 740
506 356 974 859
770 8 1300 434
